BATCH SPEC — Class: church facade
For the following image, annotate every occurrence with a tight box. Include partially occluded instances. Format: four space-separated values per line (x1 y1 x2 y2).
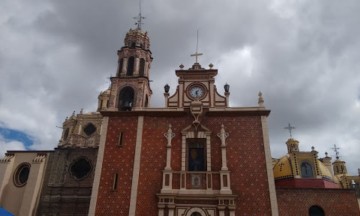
0 21 359 216
88 26 277 215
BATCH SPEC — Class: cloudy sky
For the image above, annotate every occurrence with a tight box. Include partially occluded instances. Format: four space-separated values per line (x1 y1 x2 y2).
1 0 359 175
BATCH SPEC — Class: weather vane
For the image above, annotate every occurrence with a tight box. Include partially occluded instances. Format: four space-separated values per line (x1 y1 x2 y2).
134 0 145 30
284 123 295 138
332 144 340 159
190 30 203 63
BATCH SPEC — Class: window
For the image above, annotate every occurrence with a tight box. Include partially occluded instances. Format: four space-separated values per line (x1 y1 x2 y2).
145 95 149 107
139 58 145 76
127 57 135 76
187 139 206 171
69 158 92 180
112 173 118 190
301 161 314 178
117 132 124 147
118 58 123 76
13 163 31 187
118 87 135 111
191 213 202 216
83 123 96 136
63 128 70 140
309 205 325 216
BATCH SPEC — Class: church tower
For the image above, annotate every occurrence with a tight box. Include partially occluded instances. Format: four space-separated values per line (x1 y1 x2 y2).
98 21 153 111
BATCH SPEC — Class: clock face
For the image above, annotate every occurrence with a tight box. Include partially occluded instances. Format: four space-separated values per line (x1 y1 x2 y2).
189 86 205 99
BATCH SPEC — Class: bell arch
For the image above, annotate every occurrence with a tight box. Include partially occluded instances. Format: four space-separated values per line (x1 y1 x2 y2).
118 86 135 111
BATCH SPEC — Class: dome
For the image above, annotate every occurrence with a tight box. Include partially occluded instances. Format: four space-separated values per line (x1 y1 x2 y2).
273 155 293 180
124 29 150 50
273 154 336 182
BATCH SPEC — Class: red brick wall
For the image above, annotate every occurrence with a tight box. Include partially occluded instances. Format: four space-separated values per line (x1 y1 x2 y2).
95 116 138 215
202 116 272 215
95 112 272 215
276 178 340 189
277 188 360 216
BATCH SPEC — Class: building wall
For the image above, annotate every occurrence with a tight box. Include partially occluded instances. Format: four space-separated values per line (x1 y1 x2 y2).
277 188 360 216
94 111 273 215
0 151 50 216
36 148 98 216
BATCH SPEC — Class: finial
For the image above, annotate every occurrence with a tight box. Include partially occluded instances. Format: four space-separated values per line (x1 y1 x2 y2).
134 0 145 30
311 146 315 151
224 83 230 93
190 30 203 63
325 152 328 157
209 63 213 69
80 108 83 114
258 91 264 106
72 111 75 117
164 84 170 93
284 123 295 138
179 64 184 69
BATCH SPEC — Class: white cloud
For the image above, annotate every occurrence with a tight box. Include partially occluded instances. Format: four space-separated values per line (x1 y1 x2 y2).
0 135 26 156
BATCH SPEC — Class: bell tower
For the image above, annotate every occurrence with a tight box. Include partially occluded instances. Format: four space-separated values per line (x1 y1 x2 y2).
98 12 153 111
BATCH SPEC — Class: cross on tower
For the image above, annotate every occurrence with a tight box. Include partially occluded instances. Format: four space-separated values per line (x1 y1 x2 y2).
332 144 340 159
134 0 145 30
284 123 295 138
190 30 203 63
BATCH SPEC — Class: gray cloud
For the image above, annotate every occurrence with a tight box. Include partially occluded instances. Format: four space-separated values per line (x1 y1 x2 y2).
0 0 359 174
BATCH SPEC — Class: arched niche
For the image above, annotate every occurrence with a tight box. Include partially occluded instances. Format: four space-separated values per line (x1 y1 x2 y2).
118 86 135 111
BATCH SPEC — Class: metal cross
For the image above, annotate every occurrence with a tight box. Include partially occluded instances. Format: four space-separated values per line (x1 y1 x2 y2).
284 123 295 138
332 144 340 159
190 30 203 63
134 0 145 30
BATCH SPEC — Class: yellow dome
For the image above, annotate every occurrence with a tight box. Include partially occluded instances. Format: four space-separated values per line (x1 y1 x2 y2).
273 155 293 180
273 154 337 182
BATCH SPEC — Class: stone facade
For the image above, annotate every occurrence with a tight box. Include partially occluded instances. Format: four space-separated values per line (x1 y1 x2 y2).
36 148 98 215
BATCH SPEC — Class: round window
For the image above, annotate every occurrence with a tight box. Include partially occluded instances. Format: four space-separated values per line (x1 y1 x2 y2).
69 158 92 180
13 163 31 187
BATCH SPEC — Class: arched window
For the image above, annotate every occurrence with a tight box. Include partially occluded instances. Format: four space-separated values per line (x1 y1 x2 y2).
118 87 135 111
191 213 202 216
139 58 145 76
301 162 314 178
118 58 123 76
127 57 135 76
309 205 325 216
